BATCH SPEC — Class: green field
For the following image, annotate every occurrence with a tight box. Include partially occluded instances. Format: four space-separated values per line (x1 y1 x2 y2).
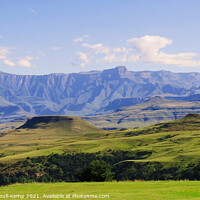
1 181 200 200
1 115 200 198
2 114 200 164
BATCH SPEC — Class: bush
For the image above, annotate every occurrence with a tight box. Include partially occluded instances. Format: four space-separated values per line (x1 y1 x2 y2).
79 160 114 182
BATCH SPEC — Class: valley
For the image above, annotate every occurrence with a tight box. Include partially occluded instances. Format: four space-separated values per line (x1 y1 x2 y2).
1 68 200 186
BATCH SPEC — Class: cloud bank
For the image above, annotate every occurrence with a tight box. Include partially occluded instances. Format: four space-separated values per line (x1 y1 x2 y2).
72 35 200 67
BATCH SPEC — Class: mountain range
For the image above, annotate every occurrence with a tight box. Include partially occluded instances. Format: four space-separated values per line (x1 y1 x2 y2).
1 66 200 123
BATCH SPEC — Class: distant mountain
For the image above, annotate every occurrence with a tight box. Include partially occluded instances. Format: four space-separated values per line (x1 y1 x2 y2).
1 66 200 123
83 96 200 129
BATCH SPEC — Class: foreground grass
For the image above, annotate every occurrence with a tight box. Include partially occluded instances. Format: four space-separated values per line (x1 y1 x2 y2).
1 181 200 200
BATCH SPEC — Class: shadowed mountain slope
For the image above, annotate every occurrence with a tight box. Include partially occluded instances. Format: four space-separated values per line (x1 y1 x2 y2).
2 66 200 123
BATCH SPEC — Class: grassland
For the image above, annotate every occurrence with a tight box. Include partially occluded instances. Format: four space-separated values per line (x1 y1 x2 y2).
1 114 200 164
1 115 200 198
0 116 102 162
1 181 200 200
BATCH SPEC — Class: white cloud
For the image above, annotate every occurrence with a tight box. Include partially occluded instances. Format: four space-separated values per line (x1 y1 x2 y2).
72 42 130 66
38 51 46 57
0 46 36 68
71 52 89 67
78 52 89 67
113 47 130 54
103 54 128 63
31 9 37 14
127 35 200 67
52 46 62 50
17 56 33 68
103 54 116 62
0 47 15 66
82 43 110 55
0 55 5 59
74 38 84 43
0 46 11 56
74 35 90 43
0 36 3 39
128 55 140 62
128 35 172 57
74 42 130 64
84 34 90 38
72 35 200 67
3 59 15 67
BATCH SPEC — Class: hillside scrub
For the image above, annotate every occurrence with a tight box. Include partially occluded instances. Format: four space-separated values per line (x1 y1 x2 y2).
1 151 200 185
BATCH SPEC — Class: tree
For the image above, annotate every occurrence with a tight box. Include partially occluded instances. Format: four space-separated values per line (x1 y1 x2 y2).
79 160 114 182
0 175 10 185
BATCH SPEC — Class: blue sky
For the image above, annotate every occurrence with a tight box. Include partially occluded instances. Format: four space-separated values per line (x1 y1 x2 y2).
1 0 200 74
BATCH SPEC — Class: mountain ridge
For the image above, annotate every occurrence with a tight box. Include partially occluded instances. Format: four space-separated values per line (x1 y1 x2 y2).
83 96 200 129
1 66 200 123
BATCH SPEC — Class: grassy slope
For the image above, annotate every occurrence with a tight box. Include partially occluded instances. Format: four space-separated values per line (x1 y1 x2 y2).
1 181 200 200
1 114 200 164
83 97 200 129
0 116 102 162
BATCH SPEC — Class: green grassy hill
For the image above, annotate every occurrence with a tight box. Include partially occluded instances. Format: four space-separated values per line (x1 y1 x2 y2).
1 113 200 164
83 96 200 129
0 116 101 162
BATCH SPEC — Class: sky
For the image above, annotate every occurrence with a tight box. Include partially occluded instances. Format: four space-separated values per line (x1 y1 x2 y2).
1 0 200 75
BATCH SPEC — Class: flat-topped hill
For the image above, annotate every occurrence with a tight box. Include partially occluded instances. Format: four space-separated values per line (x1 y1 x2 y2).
0 116 102 162
17 115 99 133
18 116 75 129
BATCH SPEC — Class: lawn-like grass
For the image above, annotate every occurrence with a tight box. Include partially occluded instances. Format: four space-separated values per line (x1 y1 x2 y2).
1 181 200 200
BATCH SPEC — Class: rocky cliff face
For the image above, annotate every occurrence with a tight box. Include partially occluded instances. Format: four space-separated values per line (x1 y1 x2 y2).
1 66 200 123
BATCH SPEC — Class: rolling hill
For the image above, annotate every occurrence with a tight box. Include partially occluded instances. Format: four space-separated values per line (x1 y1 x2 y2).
0 116 101 162
83 96 200 129
1 113 200 165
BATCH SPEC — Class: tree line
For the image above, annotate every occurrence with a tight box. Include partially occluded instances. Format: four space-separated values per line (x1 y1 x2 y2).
0 150 200 185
